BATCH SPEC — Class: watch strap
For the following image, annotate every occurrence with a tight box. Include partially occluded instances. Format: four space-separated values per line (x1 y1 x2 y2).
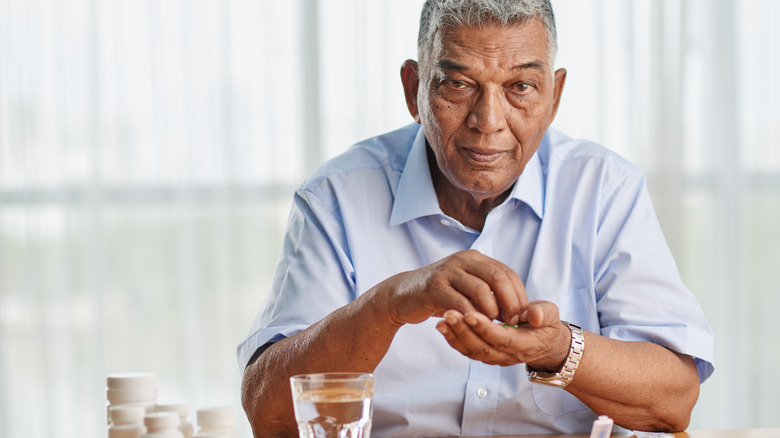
526 321 584 388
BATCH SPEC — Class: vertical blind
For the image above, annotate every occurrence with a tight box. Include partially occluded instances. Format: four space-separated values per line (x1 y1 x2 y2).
0 0 777 436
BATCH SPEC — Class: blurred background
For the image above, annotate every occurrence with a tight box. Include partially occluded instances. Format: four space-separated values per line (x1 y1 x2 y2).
1 0 778 437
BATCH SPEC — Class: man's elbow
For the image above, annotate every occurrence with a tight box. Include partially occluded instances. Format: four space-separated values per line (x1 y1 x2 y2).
241 351 298 437
240 362 263 435
646 377 700 432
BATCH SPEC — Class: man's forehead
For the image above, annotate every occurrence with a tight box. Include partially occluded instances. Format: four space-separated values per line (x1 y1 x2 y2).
436 17 545 42
430 20 551 70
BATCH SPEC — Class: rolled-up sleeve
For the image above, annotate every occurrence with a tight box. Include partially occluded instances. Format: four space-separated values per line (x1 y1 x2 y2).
236 185 356 372
594 169 715 382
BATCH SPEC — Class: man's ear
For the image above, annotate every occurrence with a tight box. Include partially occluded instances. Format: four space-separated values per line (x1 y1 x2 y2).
400 59 421 123
550 68 567 120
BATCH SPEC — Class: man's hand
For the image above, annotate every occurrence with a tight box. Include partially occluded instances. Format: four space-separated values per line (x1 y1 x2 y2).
434 300 571 370
383 249 528 327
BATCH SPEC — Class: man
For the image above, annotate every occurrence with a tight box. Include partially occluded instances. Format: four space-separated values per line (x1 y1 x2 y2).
238 1 714 436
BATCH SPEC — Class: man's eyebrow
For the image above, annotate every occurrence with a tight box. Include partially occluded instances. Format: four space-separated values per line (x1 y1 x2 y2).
436 59 468 71
512 61 547 72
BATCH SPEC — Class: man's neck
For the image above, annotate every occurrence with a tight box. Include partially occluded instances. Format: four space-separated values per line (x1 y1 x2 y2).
428 150 511 232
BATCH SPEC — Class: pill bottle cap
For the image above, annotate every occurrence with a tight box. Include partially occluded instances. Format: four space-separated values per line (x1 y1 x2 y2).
108 373 157 390
155 402 189 418
110 405 146 425
196 406 235 428
145 411 180 431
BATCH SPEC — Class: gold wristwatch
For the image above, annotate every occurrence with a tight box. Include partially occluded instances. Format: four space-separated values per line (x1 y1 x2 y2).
526 321 584 388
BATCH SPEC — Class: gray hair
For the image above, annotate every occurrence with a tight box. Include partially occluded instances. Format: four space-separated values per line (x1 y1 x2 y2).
417 0 558 68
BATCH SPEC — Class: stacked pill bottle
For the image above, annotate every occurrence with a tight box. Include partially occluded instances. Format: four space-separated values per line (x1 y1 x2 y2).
106 372 158 423
155 402 194 438
195 406 237 438
108 405 146 438
142 411 184 438
105 373 241 438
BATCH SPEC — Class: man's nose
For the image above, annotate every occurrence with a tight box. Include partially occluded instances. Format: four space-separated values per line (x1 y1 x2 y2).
466 87 508 133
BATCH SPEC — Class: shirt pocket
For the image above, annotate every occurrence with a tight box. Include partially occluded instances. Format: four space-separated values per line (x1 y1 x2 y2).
530 286 597 416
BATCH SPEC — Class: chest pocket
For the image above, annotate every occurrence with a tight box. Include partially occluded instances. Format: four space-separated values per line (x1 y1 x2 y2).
531 286 597 416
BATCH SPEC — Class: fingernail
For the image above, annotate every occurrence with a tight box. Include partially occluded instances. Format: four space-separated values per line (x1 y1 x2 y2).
444 311 458 325
436 324 448 335
465 315 477 326
520 310 528 321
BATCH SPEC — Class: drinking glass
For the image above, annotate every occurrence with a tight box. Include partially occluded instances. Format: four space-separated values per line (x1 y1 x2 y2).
290 372 374 438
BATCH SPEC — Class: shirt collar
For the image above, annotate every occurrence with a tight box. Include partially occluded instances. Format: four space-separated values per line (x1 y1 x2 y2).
390 127 442 226
507 134 546 219
390 126 547 226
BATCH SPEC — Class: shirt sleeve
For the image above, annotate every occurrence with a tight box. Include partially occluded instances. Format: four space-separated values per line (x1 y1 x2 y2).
593 169 715 382
236 184 356 372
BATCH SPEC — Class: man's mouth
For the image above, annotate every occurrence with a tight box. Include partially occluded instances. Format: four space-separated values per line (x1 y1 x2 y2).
463 147 504 164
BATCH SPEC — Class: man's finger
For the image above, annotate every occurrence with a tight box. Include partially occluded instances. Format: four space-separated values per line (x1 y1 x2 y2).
447 272 499 320
460 253 526 324
526 300 560 328
498 272 528 326
437 310 513 364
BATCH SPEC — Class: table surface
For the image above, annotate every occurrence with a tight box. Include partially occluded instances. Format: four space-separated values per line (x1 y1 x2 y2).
675 430 780 438
461 429 780 438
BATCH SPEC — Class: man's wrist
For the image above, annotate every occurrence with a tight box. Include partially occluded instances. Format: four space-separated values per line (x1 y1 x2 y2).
526 321 585 388
526 320 575 372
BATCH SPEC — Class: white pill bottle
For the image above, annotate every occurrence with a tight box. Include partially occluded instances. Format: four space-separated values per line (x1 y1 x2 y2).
195 406 237 438
156 402 194 438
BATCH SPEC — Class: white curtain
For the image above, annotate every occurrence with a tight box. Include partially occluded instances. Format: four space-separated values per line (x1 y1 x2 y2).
553 0 780 429
0 1 777 437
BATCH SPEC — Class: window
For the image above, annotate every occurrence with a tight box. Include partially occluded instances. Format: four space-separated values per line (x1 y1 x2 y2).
1 1 777 436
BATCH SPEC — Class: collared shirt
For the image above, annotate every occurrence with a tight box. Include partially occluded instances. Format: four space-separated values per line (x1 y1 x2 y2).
237 123 714 437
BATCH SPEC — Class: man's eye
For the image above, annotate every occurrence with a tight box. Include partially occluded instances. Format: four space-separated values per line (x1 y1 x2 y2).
513 82 531 93
449 80 468 89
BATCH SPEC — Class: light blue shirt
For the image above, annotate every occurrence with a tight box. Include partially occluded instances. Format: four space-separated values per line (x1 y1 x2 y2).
237 123 714 436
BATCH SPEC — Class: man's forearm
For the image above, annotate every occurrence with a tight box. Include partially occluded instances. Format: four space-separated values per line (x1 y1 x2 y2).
240 288 402 437
566 332 700 432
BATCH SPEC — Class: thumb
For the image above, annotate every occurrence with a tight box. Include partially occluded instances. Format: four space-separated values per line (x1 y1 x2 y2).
525 300 560 328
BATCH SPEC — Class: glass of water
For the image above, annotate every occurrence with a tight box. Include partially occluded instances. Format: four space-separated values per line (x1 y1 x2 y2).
290 372 374 438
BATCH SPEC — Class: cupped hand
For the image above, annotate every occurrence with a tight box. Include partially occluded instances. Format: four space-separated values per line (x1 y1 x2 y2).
435 300 571 369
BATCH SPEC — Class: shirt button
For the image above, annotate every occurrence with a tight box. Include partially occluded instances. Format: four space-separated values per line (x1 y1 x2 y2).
440 218 451 226
476 387 487 398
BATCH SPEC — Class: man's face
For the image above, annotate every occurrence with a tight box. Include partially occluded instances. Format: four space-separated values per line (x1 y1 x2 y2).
410 19 566 205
